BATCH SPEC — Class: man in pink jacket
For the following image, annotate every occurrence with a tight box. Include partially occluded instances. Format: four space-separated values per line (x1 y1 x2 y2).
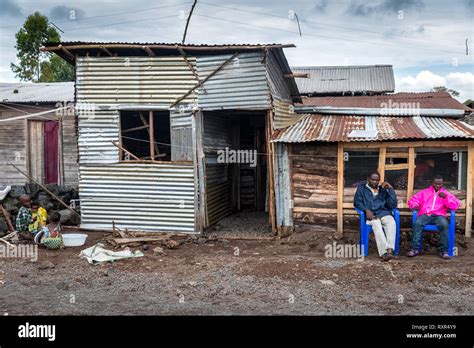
407 175 460 259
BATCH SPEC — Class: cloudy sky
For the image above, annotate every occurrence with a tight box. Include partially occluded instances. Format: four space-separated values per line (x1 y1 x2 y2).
1 0 473 100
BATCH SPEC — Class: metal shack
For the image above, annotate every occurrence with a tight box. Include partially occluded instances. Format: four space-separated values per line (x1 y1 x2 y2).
0 82 78 186
272 91 474 237
42 42 300 234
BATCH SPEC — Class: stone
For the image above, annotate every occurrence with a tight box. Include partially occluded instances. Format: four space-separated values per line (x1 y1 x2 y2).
318 279 336 286
38 261 55 270
0 219 8 233
59 209 80 226
45 184 60 196
153 246 164 255
164 239 180 250
9 186 26 198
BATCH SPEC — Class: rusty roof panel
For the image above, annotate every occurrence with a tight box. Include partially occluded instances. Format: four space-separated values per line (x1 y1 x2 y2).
300 92 471 111
272 114 474 143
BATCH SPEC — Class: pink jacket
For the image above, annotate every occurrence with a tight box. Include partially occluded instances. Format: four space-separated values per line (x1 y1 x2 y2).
408 186 460 217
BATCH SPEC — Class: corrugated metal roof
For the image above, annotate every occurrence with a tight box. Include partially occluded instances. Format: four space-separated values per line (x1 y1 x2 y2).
299 92 471 110
272 114 474 143
291 65 395 95
0 82 74 103
44 41 293 49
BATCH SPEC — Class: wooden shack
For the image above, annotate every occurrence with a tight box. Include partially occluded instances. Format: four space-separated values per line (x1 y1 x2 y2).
42 42 301 234
272 93 474 237
0 82 78 186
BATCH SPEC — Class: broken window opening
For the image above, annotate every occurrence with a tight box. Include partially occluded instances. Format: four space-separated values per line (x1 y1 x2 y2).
119 110 172 162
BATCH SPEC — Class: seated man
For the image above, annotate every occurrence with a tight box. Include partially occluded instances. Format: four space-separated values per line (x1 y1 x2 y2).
354 171 398 261
407 174 460 259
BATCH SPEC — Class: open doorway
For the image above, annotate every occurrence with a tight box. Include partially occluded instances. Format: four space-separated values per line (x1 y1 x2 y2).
202 110 271 235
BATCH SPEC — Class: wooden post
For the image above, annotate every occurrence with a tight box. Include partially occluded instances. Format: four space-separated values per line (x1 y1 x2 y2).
149 111 155 160
266 110 277 234
407 147 415 200
378 147 386 182
337 143 344 235
466 141 473 237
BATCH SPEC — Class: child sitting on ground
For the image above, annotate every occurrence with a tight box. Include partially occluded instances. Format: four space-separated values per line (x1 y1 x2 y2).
29 201 47 235
16 194 34 240
34 211 62 245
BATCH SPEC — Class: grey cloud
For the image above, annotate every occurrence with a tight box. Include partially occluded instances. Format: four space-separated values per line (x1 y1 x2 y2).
347 0 424 16
313 0 329 13
0 0 23 17
49 5 85 21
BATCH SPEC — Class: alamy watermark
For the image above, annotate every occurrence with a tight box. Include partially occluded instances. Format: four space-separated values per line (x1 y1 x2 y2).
0 244 38 262
325 241 364 260
380 100 421 116
217 147 257 167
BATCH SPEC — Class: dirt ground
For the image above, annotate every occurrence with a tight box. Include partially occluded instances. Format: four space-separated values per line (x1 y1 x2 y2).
0 223 473 316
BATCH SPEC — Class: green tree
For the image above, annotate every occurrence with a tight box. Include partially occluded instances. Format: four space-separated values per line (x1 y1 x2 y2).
39 55 74 82
431 86 460 97
10 12 73 82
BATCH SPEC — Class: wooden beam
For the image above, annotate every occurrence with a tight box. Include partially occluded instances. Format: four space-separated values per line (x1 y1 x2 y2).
407 147 415 200
466 141 473 237
139 111 159 157
121 125 149 133
142 46 156 57
170 52 239 108
284 73 309 78
149 111 155 161
175 45 198 79
41 43 296 52
378 147 386 182
111 140 140 160
344 140 469 149
58 44 75 61
385 163 409 171
337 143 344 234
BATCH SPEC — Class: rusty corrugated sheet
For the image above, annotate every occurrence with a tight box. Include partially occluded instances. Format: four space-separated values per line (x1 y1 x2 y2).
292 65 395 94
272 97 303 129
272 114 474 143
300 92 472 111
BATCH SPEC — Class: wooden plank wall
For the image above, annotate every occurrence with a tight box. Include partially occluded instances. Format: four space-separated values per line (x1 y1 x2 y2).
0 105 79 186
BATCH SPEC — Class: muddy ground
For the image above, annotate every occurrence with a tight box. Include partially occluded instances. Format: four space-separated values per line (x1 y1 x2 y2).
0 222 472 315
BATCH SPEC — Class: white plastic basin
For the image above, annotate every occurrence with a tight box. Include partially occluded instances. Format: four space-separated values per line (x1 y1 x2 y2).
62 233 88 247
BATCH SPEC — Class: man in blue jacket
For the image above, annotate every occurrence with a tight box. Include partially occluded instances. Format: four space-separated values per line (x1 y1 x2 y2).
354 171 398 261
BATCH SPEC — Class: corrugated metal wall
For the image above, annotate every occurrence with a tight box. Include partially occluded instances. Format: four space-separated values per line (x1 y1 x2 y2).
78 109 119 164
196 53 272 110
76 56 197 105
170 109 193 161
275 143 293 228
79 164 195 232
273 97 303 129
76 57 198 232
203 113 234 225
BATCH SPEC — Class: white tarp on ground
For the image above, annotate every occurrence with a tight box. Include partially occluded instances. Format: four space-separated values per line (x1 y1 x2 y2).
80 243 144 265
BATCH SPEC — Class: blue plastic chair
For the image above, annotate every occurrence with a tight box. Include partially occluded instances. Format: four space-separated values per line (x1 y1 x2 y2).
412 210 456 257
355 208 400 257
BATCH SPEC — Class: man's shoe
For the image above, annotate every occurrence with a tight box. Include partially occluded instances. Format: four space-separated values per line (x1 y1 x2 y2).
386 248 394 259
406 249 419 257
440 252 451 260
381 253 390 262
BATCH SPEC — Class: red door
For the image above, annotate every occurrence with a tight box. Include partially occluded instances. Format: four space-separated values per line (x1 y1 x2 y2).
44 121 59 184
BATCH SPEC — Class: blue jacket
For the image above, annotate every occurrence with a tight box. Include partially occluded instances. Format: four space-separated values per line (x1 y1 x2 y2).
354 183 397 218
